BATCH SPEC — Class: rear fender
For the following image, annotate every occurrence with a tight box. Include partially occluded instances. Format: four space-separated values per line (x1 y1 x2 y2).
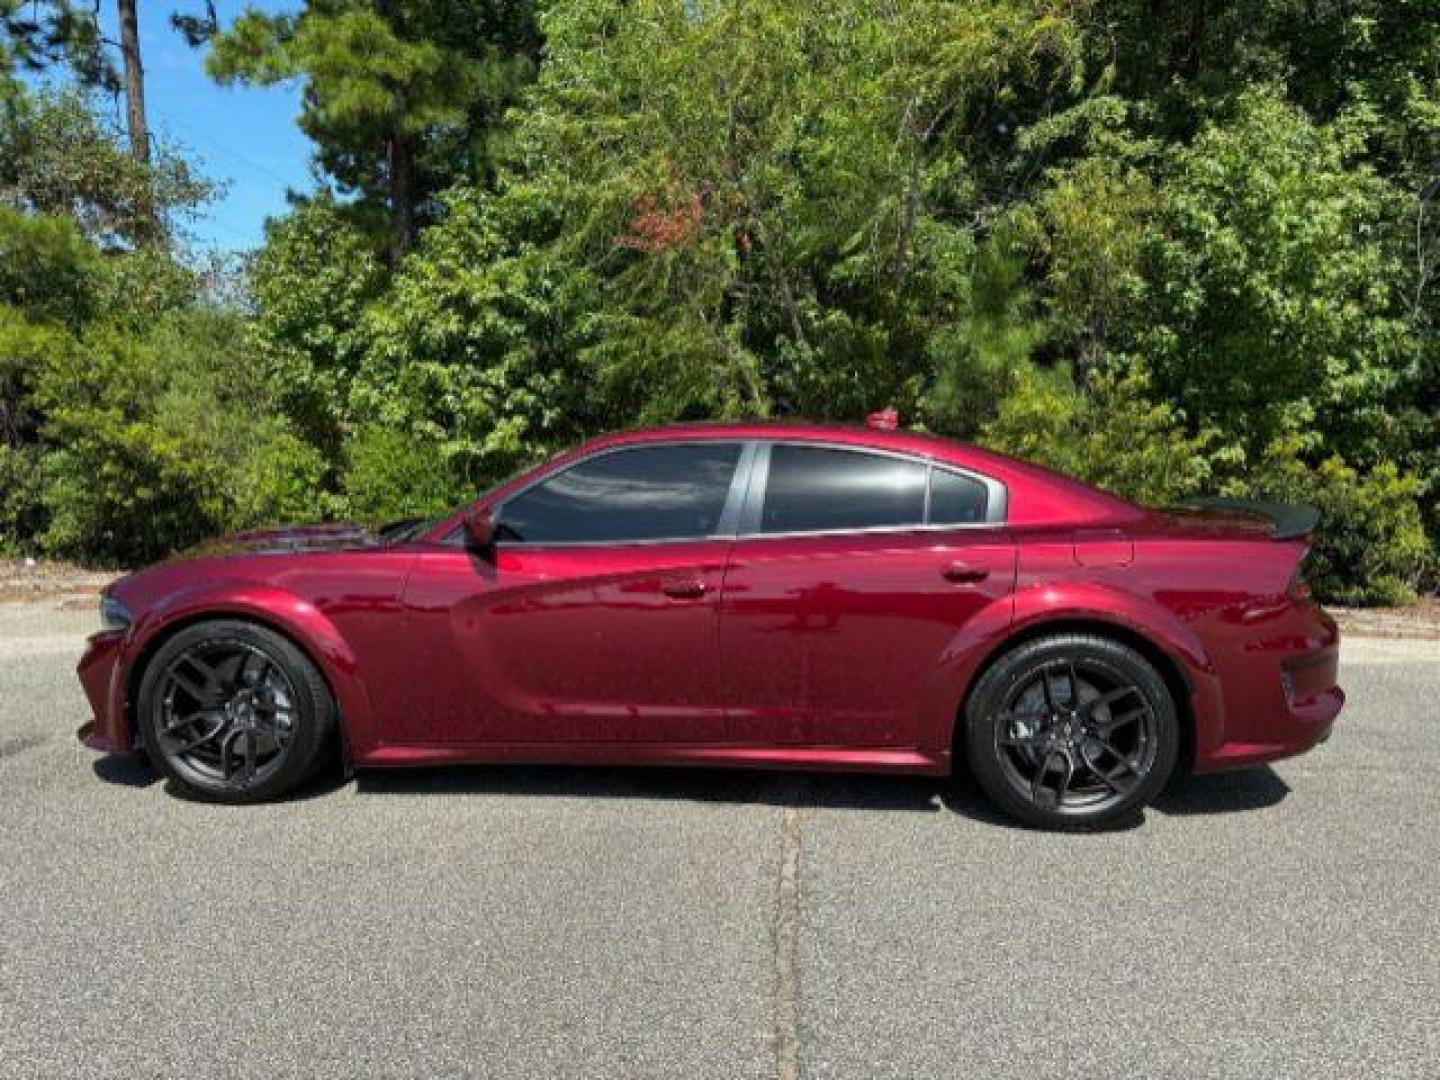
923 581 1224 757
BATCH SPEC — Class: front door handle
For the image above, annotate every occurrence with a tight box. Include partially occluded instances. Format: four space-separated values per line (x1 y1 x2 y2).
942 561 989 584
661 578 708 599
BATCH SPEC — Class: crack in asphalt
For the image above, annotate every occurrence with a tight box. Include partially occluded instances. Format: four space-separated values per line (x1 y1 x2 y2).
773 799 803 1080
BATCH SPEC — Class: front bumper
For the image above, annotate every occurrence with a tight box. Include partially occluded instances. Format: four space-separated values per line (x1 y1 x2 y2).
76 631 133 753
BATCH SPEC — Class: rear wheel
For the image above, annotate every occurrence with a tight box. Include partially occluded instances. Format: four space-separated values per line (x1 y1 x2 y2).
964 634 1178 830
136 620 336 803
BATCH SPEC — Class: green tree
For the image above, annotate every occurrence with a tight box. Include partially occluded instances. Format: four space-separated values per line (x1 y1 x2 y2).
0 88 212 246
205 0 540 261
1 0 115 90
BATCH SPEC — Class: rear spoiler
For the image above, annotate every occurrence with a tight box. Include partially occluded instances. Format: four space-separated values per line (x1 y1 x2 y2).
1182 498 1321 541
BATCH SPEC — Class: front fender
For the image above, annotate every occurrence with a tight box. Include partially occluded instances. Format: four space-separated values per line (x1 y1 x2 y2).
108 580 375 756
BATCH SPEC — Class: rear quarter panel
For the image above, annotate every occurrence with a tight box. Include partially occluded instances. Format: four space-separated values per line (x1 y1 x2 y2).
989 527 1327 768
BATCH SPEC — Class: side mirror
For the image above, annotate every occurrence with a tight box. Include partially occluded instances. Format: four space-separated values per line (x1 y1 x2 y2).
462 506 497 552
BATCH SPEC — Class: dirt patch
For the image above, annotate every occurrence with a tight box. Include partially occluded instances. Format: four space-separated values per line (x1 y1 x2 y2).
1332 598 1440 641
0 559 118 603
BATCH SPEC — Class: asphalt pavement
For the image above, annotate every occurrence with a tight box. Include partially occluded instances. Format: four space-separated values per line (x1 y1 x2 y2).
1 600 1436 1079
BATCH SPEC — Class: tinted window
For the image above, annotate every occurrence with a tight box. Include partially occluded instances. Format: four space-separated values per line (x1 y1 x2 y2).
759 445 927 534
929 468 989 524
497 444 741 544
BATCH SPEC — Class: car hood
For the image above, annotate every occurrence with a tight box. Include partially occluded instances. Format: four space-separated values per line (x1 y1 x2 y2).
167 522 382 561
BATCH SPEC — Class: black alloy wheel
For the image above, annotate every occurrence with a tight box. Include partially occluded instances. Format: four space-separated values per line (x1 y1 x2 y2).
137 620 336 802
964 634 1179 830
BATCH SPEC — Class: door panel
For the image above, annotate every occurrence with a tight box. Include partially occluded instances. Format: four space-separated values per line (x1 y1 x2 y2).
719 531 1016 746
399 542 731 744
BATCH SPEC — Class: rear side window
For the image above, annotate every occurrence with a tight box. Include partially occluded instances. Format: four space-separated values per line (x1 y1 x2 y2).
929 468 989 524
497 443 742 544
759 445 927 534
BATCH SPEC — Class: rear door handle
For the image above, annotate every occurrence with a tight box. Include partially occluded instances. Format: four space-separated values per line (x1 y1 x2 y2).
661 578 707 599
942 561 989 584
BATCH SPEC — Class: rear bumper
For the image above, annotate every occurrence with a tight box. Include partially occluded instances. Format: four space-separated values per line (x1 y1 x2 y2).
1194 604 1344 772
76 631 133 754
1197 683 1344 771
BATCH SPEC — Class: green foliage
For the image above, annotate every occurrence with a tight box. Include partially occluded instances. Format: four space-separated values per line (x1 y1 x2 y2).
248 196 387 457
34 311 325 565
354 185 600 487
982 363 1217 506
0 88 213 246
1133 89 1415 461
206 0 540 253
1225 440 1432 606
0 207 97 325
341 425 459 522
1 0 115 92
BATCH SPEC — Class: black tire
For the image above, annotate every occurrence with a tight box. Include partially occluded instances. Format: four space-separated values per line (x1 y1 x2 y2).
963 633 1179 831
136 619 336 803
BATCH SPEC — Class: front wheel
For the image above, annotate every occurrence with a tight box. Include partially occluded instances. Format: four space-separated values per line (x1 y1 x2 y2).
136 620 336 803
964 634 1179 830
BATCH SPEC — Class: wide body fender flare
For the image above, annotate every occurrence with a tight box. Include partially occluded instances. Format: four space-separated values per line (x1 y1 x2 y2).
919 583 1224 755
114 581 375 753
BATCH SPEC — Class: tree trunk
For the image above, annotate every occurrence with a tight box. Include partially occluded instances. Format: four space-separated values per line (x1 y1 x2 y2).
387 125 415 264
117 0 149 163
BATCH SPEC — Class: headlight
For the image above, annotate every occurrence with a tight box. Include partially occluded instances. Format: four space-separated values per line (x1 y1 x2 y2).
99 596 133 633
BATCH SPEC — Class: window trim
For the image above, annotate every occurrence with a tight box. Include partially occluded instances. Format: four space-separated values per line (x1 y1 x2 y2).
486 439 757 549
736 440 1007 539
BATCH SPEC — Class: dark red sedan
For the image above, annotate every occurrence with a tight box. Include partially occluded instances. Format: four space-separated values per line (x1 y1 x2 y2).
77 422 1343 829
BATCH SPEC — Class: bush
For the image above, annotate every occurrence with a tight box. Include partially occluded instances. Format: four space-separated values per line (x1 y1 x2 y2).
341 425 465 523
980 361 1216 506
1228 440 1431 606
34 312 327 565
0 443 44 554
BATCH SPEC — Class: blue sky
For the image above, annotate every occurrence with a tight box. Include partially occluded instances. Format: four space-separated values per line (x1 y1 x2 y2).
82 1 313 251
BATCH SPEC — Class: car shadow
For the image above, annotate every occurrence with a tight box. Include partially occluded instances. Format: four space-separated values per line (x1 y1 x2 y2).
355 766 1110 831
92 751 1290 824
89 752 350 803
91 753 162 788
1153 765 1291 816
358 762 1291 827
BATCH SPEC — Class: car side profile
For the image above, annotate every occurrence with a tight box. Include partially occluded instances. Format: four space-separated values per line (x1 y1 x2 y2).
77 421 1343 829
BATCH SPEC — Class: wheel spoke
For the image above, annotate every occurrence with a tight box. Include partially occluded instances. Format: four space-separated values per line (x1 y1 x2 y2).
1065 663 1081 709
1054 753 1074 803
1097 707 1148 737
175 720 228 754
164 708 218 734
1031 750 1073 809
1039 671 1058 712
242 730 258 783
218 729 242 780
1083 739 1141 793
1083 686 1139 718
166 667 209 704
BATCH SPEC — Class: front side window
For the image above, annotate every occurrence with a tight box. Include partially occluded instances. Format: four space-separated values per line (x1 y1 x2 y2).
496 443 742 544
759 445 928 534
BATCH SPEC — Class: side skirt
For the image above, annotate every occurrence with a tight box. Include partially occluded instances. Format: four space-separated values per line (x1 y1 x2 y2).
357 742 952 776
